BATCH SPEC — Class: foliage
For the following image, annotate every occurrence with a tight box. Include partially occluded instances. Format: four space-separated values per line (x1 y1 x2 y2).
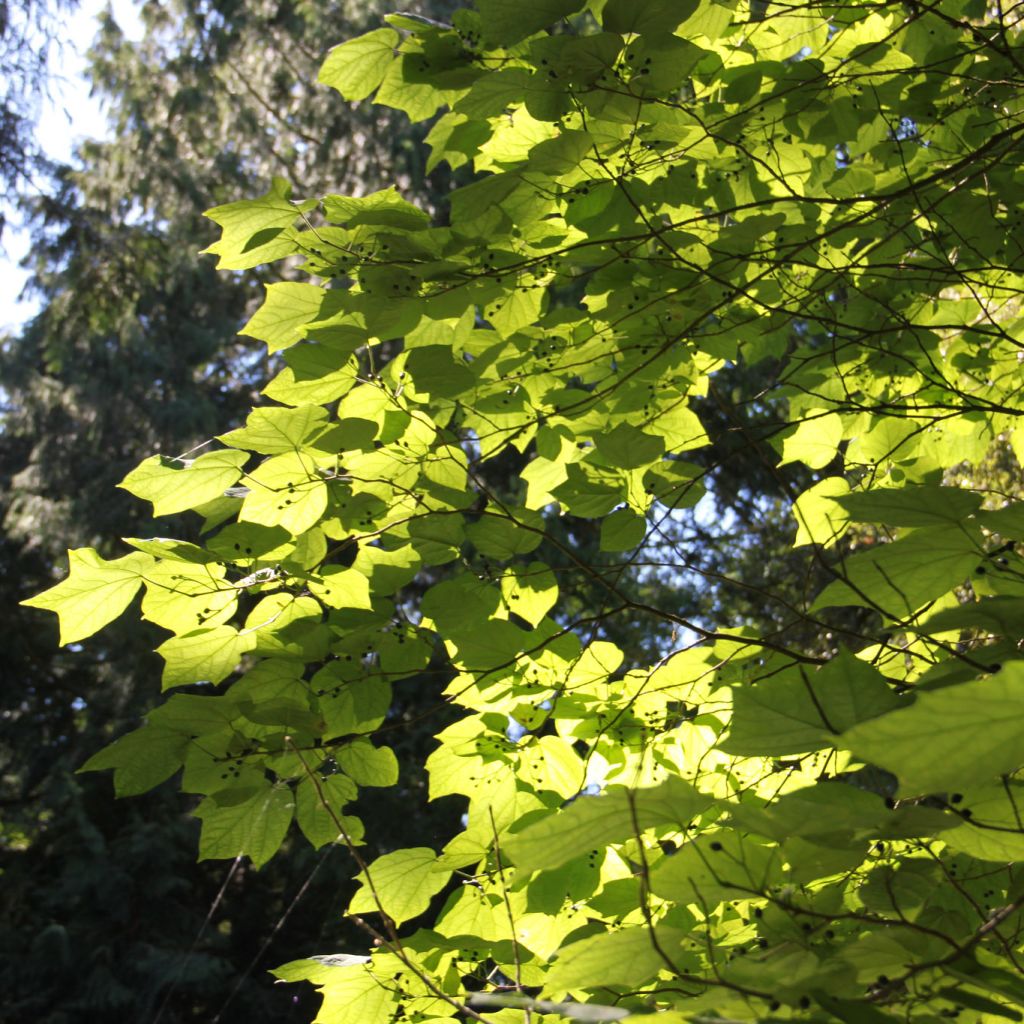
1 2 464 1020
24 2 1024 1023
0 0 76 211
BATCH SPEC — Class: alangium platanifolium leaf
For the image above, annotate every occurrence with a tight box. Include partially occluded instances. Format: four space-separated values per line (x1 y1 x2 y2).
24 1 1024 1022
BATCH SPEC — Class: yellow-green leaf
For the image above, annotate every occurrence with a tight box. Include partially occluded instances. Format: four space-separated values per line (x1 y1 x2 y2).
195 783 295 868
348 847 451 924
203 177 314 270
308 566 372 610
157 624 257 689
119 449 248 517
240 451 329 535
318 28 398 101
779 413 843 471
840 667 1024 797
22 547 153 644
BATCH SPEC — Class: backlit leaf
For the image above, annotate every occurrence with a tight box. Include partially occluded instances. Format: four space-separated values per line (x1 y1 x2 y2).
120 449 249 517
195 783 295 868
841 665 1024 796
318 28 398 101
203 177 314 270
22 548 152 644
349 847 451 924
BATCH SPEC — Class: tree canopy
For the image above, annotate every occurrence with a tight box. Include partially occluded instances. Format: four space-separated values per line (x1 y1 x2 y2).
1 2 462 1019
23 2 1024 1023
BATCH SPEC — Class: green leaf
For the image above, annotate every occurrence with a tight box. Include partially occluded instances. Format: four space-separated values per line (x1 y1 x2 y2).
836 485 983 527
123 536 215 564
148 692 239 735
239 451 329 535
454 67 530 118
219 404 329 455
295 774 360 849
500 562 557 626
601 0 699 35
812 525 983 615
195 783 295 868
374 58 457 120
336 740 398 787
506 776 711 874
792 476 851 548
527 130 594 177
917 596 1024 638
733 780 953 851
815 993 912 1024
466 510 543 559
308 567 372 611
840 665 1024 796
315 671 391 738
240 282 332 353
944 962 1024 1012
264 342 359 407
721 650 902 756
243 593 324 658
272 955 370 983
941 988 1021 1021
476 0 587 46
22 548 152 644
323 187 429 232
349 847 452 924
545 925 692 992
280 960 393 1024
203 177 314 270
79 726 189 796
119 449 248 516
469 993 631 1021
157 624 257 689
941 782 1024 862
779 413 843 470
978 501 1024 539
651 829 782 909
824 164 876 199
551 463 623 519
599 507 646 551
206 522 292 560
318 28 398 101
593 423 665 470
405 344 474 398
139 557 236 634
